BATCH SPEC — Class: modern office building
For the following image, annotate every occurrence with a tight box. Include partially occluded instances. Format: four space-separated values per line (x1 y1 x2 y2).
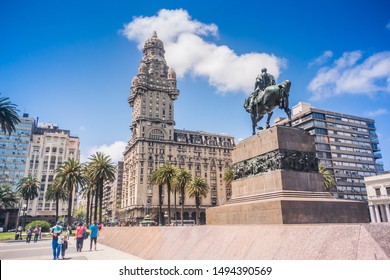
281 102 383 201
365 172 390 223
122 32 235 225
24 122 80 224
0 114 35 229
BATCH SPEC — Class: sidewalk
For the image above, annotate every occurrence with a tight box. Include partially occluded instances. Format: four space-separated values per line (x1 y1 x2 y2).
0 238 142 260
67 238 142 260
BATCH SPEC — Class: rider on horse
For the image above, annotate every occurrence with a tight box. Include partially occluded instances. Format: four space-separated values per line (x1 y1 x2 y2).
245 68 275 113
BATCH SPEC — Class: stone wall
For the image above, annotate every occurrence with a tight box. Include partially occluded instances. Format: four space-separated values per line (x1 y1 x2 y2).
98 224 390 260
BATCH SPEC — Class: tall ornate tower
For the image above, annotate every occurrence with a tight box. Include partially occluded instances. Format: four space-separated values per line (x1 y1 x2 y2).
122 32 235 225
123 32 179 221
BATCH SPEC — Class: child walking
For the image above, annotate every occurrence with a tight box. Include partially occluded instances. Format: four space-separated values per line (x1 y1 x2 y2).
61 235 68 259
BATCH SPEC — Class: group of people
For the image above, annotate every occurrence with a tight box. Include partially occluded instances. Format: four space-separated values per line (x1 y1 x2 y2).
50 221 101 260
25 225 42 243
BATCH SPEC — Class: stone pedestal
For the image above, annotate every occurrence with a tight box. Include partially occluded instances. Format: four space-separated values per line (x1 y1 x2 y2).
207 126 369 224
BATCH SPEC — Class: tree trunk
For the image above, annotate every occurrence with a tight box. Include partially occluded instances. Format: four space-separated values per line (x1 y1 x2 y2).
158 184 163 225
180 187 185 226
94 187 98 223
90 192 94 225
99 179 103 224
195 196 200 225
174 189 177 225
167 181 171 225
55 195 59 223
67 186 73 225
86 190 90 226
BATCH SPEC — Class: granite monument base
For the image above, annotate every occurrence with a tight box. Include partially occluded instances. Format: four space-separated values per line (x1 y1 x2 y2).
207 126 369 224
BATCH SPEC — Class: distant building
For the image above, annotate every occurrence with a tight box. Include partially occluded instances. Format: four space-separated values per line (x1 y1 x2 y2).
0 113 35 229
24 122 80 224
104 161 123 225
278 102 383 201
365 173 390 222
121 32 234 225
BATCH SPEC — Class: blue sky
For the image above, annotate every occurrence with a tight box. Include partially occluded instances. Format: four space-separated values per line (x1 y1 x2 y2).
1 0 389 170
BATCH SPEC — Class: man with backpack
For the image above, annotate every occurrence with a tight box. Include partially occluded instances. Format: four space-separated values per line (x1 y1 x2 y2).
75 222 86 252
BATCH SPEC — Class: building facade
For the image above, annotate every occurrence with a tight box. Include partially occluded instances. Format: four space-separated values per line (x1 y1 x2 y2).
283 102 383 201
122 32 234 225
0 114 35 229
104 161 123 225
24 122 80 224
365 173 390 222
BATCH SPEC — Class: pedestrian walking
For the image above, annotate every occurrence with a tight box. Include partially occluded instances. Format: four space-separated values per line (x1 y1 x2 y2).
33 226 39 242
89 221 99 251
50 222 63 260
25 226 33 243
75 222 86 252
66 224 72 239
61 235 68 259
17 225 23 240
38 226 42 240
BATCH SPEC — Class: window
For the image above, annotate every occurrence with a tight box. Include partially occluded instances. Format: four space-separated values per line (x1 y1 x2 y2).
386 187 390 196
375 188 381 197
149 129 164 140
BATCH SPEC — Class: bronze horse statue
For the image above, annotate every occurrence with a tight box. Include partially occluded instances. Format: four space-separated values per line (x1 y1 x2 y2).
244 80 292 135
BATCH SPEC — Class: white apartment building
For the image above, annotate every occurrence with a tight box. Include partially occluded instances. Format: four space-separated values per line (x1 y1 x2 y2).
365 173 390 222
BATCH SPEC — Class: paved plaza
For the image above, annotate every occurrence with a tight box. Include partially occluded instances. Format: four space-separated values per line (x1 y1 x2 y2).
0 238 141 260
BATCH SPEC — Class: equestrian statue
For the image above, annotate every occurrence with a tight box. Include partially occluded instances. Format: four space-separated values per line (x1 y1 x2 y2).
244 68 292 135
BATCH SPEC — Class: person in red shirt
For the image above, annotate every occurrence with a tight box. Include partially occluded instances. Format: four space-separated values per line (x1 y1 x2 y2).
75 223 86 252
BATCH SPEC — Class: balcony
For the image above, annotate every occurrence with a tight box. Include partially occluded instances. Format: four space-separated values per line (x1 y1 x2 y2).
374 152 382 159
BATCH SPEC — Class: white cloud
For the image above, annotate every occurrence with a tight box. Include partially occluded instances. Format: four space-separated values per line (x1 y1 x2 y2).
122 9 285 95
81 141 127 163
308 50 333 68
308 51 390 100
364 108 388 117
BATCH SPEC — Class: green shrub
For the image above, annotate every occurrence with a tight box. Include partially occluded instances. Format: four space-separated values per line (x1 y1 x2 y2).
25 220 51 232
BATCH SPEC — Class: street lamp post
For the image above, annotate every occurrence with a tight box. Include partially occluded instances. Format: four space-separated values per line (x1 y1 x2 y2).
22 204 27 230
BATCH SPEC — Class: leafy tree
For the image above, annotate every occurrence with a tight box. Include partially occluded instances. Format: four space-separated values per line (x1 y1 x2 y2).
224 165 234 186
187 176 209 225
0 94 20 136
319 163 336 192
149 164 177 225
173 168 192 225
0 185 19 209
45 181 68 223
87 152 116 223
25 220 51 232
55 158 85 225
73 205 87 225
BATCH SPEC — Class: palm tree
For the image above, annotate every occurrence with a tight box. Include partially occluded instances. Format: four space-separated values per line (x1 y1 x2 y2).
174 168 192 225
55 158 85 225
16 174 40 228
0 185 19 209
79 171 95 226
149 164 177 225
87 152 116 223
0 94 20 136
187 176 209 225
224 165 234 186
319 163 336 192
45 181 69 223
149 170 164 225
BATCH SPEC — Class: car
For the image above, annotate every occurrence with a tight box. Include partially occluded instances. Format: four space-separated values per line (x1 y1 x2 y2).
0 227 3 232
170 220 195 226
